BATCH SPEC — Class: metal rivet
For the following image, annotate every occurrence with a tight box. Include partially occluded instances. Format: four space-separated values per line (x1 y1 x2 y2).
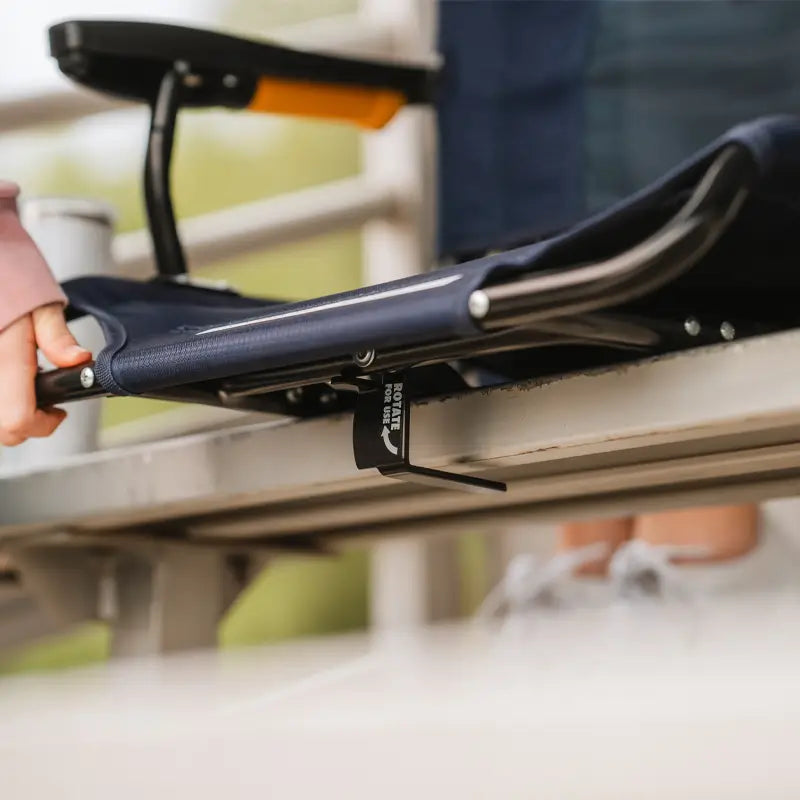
80 366 96 389
468 290 490 320
684 317 701 337
720 321 736 341
286 387 304 404
222 74 239 88
175 63 202 87
354 349 376 368
319 391 336 406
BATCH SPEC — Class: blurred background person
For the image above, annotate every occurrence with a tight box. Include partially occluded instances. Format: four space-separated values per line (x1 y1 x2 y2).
437 0 799 578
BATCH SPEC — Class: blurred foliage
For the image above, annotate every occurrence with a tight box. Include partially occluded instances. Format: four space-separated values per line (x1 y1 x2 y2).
0 624 109 675
219 550 368 647
0 534 493 675
0 551 370 675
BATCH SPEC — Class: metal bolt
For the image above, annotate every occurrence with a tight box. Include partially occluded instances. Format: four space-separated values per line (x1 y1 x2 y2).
720 321 736 341
222 74 239 89
468 290 490 320
319 391 336 406
175 63 203 87
684 317 701 337
354 349 376 368
286 387 304 405
80 366 96 389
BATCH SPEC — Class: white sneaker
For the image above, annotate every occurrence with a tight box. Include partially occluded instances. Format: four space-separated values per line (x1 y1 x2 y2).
477 542 610 618
478 525 800 621
609 528 800 602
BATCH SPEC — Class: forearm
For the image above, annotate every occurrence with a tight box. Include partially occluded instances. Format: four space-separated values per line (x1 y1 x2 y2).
0 181 66 333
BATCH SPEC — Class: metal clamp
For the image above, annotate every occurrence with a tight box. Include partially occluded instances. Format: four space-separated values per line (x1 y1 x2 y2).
352 372 506 493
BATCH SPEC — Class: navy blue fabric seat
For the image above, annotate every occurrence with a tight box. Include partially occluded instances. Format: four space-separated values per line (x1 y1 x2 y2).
60 116 800 407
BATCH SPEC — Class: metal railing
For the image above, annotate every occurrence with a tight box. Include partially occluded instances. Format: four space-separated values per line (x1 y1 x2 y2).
114 176 398 278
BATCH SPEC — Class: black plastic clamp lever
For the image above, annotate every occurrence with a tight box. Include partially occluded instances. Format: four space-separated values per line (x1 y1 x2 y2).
352 372 506 494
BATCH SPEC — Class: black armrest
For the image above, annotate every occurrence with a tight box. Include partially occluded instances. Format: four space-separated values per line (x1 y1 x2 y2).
49 20 437 128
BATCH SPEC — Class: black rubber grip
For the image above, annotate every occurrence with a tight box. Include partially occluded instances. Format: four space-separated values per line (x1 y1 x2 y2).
35 362 104 408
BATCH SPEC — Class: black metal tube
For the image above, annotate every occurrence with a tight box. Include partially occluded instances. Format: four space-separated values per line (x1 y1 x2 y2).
218 315 661 399
35 362 105 407
475 145 757 330
145 68 186 277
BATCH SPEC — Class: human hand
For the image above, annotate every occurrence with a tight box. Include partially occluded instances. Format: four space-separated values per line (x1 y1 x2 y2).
0 303 91 446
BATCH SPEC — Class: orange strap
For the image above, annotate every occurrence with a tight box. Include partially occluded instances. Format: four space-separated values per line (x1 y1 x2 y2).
247 77 405 129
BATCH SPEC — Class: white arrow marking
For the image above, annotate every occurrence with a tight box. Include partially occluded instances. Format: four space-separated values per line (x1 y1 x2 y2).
381 426 398 456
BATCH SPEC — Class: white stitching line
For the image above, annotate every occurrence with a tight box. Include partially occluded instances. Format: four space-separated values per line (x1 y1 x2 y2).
195 274 464 336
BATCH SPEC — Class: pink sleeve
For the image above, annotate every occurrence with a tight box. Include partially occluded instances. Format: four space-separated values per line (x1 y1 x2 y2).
0 181 66 333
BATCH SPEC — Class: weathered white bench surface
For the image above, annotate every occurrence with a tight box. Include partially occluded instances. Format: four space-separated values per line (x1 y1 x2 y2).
2 590 799 799
3 330 800 547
